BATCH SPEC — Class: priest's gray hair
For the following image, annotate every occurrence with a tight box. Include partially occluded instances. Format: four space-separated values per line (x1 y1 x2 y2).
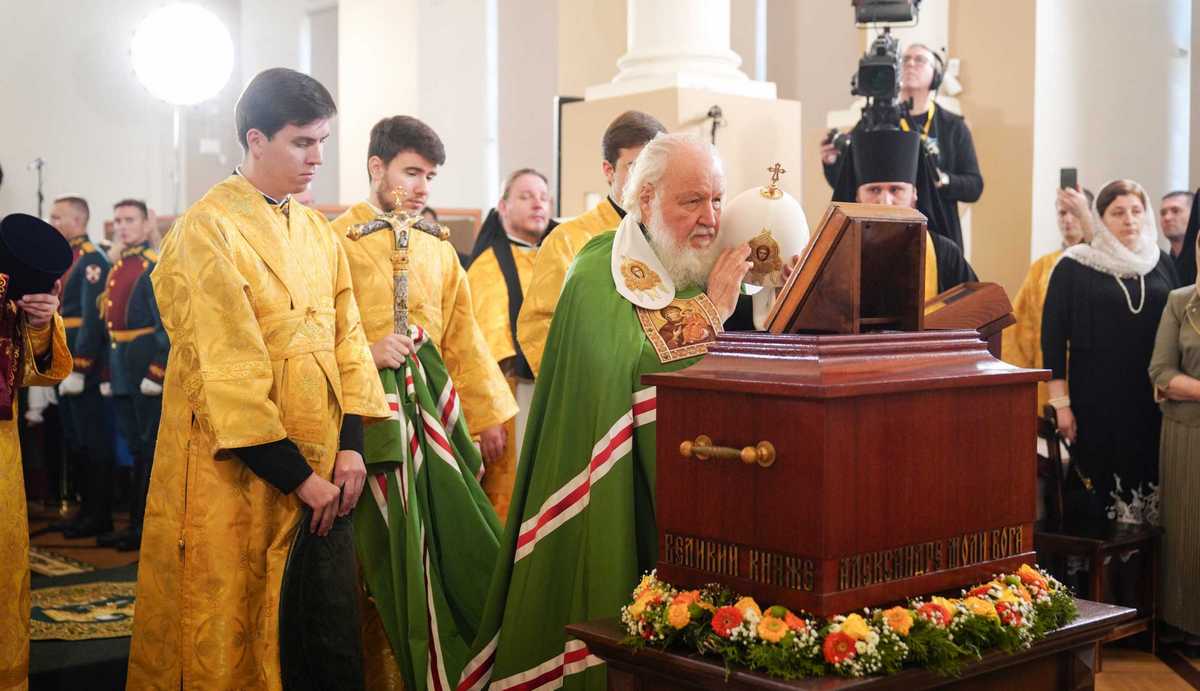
621 133 724 224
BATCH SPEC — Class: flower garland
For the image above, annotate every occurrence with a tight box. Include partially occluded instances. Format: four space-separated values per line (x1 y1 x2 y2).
620 564 1078 680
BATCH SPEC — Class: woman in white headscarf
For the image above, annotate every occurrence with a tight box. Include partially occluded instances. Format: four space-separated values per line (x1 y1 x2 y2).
1042 179 1179 538
1149 230 1200 653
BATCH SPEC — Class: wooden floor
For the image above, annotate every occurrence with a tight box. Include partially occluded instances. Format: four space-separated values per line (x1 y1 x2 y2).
1098 648 1200 690
24 502 1200 689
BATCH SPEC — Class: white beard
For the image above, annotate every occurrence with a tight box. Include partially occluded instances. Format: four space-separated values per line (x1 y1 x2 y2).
644 202 722 291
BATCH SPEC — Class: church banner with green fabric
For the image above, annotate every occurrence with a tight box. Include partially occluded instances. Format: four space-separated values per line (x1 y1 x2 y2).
354 325 502 691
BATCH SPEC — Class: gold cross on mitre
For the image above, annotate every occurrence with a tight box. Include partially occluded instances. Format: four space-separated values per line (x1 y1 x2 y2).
762 162 787 200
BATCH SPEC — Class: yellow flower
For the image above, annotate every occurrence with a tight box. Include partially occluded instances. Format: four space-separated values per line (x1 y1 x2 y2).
882 606 914 636
963 596 999 620
633 573 657 599
840 613 871 641
757 616 789 643
628 589 657 618
932 596 959 621
734 596 762 619
996 588 1021 606
667 603 692 629
698 601 716 613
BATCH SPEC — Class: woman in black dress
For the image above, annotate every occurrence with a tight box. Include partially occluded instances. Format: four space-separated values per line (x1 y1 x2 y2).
1042 179 1179 534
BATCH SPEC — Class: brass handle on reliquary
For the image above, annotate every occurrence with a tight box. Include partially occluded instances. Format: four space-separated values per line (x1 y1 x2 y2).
679 435 775 468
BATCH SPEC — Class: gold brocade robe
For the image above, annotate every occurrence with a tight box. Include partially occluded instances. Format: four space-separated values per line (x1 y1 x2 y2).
466 242 536 520
923 233 938 304
331 202 517 435
127 176 388 691
516 198 621 376
0 318 70 691
1001 250 1062 412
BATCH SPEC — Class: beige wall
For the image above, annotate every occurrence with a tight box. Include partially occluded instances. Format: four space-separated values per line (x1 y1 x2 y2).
951 0 1038 297
557 0 625 97
499 0 559 198
767 0 860 224
1194 0 1200 191
559 89 801 220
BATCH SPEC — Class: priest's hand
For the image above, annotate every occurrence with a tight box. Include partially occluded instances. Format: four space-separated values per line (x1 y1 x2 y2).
371 333 416 369
17 292 58 328
479 424 507 464
1055 406 1077 444
333 449 367 518
706 243 752 322
296 473 341 536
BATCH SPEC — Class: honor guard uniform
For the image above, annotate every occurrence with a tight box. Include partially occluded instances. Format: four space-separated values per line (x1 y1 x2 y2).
57 235 114 538
100 242 167 550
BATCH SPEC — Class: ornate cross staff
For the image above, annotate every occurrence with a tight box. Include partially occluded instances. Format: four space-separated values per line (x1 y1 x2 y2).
346 187 450 337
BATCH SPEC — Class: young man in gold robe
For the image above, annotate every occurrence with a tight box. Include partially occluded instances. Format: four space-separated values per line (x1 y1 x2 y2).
127 68 389 691
330 116 516 482
0 214 73 691
516 110 666 376
466 168 551 519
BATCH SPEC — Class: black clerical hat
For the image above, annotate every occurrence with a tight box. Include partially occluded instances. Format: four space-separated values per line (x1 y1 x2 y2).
0 213 73 300
851 129 921 185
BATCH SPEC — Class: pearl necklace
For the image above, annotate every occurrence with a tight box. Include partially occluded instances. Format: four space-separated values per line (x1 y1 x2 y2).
1113 274 1145 315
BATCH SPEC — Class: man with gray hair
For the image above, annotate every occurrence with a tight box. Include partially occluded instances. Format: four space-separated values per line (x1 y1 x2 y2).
459 133 750 690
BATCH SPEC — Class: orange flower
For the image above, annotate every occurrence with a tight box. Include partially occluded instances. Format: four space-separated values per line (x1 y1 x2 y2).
1018 564 1048 590
823 631 857 664
882 606 914 636
734 596 762 619
784 611 807 632
711 606 743 638
667 603 692 629
757 616 789 643
671 590 701 607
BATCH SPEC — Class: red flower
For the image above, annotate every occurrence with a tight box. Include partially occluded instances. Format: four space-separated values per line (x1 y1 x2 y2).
996 601 1023 627
968 585 992 598
711 606 743 638
823 631 857 664
917 602 952 627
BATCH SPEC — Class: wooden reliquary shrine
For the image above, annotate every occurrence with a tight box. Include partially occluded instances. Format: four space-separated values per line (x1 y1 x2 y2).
647 203 1046 616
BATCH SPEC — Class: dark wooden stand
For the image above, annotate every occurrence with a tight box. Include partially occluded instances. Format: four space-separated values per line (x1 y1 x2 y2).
1035 525 1161 670
567 599 1135 691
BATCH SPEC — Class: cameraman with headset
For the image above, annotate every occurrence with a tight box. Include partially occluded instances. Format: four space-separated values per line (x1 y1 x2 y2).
821 43 983 249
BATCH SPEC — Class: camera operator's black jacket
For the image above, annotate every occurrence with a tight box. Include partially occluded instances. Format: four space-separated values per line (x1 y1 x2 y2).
824 105 983 250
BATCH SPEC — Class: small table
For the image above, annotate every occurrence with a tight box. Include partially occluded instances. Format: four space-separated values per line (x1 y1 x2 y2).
1035 523 1161 669
567 599 1133 691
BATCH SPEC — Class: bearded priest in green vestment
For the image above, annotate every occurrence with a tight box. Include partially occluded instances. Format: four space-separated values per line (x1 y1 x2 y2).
459 133 753 691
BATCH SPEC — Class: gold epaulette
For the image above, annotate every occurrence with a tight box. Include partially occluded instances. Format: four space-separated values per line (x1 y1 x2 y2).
143 248 159 263
81 241 96 254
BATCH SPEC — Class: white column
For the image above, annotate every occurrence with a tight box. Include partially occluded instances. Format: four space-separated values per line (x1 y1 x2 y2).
586 0 775 100
1029 0 1192 259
